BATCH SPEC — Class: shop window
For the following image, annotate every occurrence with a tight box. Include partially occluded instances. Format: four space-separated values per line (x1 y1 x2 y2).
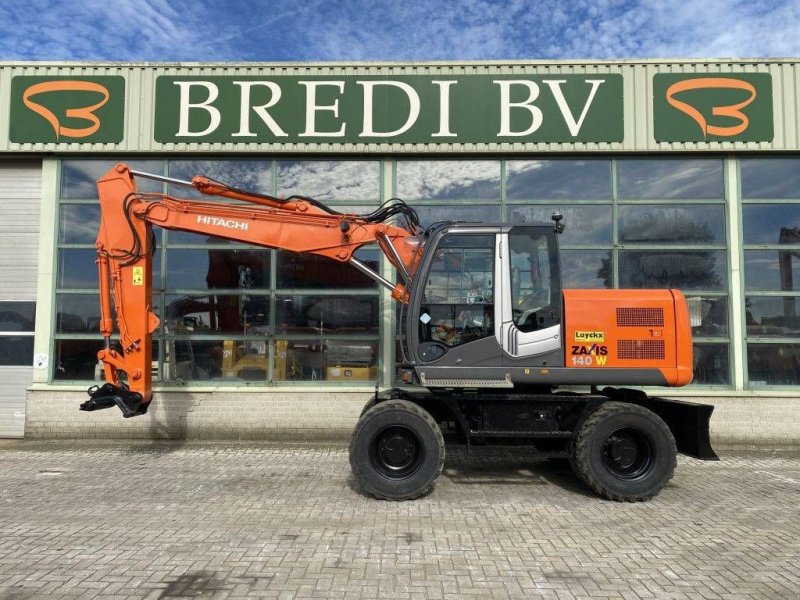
747 344 800 386
61 160 163 199
506 159 611 200
741 159 800 200
168 160 272 200
618 205 725 244
619 250 727 291
277 160 380 201
414 205 501 229
617 159 724 199
396 160 501 201
508 205 612 245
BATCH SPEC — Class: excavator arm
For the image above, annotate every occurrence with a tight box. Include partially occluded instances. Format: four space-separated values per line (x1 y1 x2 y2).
81 163 421 417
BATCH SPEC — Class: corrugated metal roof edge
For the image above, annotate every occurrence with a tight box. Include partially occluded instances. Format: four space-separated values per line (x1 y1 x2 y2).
0 58 798 68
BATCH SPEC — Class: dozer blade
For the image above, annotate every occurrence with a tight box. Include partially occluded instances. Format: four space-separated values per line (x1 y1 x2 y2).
80 383 148 418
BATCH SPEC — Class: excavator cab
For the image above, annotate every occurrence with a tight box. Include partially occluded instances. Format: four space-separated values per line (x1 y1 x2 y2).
404 223 564 387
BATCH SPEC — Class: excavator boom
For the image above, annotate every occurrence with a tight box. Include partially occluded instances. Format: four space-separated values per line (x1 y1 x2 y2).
82 163 421 416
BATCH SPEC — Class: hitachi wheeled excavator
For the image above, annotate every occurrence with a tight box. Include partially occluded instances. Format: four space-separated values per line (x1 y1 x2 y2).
81 163 717 502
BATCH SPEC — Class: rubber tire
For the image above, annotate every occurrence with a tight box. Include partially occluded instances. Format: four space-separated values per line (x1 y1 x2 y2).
570 401 677 502
349 400 445 501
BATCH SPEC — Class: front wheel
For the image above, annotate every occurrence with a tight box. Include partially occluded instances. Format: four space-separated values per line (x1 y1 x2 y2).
349 400 445 501
570 401 677 502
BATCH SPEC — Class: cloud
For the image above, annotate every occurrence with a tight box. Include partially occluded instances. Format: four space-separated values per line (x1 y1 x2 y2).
0 0 796 61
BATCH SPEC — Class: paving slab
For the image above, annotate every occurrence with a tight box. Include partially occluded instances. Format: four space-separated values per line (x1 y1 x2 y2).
0 441 797 599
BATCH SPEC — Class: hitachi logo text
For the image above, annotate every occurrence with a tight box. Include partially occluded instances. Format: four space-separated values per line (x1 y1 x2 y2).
196 215 249 231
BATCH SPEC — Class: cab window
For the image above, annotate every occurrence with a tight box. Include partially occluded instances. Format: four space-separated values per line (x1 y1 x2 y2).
509 229 561 333
420 234 495 348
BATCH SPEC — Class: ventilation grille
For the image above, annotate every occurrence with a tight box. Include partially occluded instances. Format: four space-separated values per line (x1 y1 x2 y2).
617 340 665 360
617 307 664 327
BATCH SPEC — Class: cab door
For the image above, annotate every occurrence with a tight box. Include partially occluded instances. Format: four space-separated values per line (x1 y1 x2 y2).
498 227 563 363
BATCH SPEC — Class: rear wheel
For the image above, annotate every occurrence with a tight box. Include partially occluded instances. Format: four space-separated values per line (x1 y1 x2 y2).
349 400 445 501
570 401 676 502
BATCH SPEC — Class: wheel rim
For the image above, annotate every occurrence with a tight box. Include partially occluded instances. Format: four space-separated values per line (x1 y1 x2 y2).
601 428 653 480
369 425 424 480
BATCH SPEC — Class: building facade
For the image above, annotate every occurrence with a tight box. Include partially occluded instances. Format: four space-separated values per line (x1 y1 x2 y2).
0 60 799 442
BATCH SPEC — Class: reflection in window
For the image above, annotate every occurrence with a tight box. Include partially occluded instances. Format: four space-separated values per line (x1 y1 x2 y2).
0 302 36 331
685 296 728 336
693 344 729 385
0 336 34 367
61 160 163 199
506 160 611 200
57 294 103 333
274 339 378 382
617 159 724 199
277 250 377 289
54 339 106 380
276 295 379 334
57 249 101 289
747 344 800 385
59 205 101 244
166 248 271 291
415 205 500 229
744 250 800 291
741 159 800 199
168 160 272 199
560 250 612 289
619 250 726 291
277 161 380 201
163 294 268 335
619 205 725 244
508 205 611 244
745 296 800 337
396 161 501 200
742 205 800 244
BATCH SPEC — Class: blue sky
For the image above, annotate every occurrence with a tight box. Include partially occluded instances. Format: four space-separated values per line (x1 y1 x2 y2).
0 0 797 62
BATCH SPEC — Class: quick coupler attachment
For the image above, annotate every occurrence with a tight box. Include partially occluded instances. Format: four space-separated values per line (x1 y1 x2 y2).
80 383 148 418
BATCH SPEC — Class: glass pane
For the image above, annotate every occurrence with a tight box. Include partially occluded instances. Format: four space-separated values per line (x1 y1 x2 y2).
0 336 34 366
744 250 800 291
274 339 378 382
742 204 800 244
508 205 611 244
276 250 377 289
693 344 729 385
560 250 612 289
276 295 379 335
0 302 36 332
277 161 380 201
619 250 727 291
59 204 101 244
617 159 724 199
685 296 728 337
619 205 725 244
396 161 501 200
747 343 800 385
53 339 104 380
58 249 160 291
166 248 271 291
57 249 98 289
741 159 800 199
506 160 611 200
415 205 500 229
61 160 163 199
164 294 268 335
745 296 800 337
161 340 236 382
57 294 102 333
167 160 272 199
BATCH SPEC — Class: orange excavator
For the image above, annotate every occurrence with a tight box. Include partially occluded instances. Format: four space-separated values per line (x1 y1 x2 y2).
81 163 717 502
